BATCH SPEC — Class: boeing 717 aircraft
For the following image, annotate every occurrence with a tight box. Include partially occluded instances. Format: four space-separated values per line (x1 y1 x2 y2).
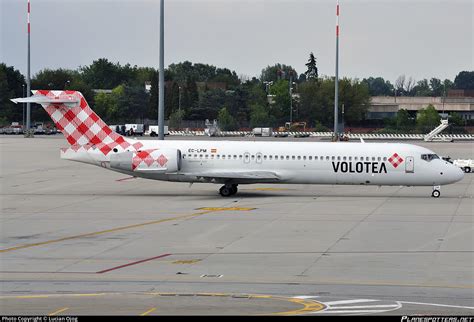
12 90 464 198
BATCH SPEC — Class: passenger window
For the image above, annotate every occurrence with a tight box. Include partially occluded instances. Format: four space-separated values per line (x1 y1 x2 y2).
286 156 289 160
309 156 312 160
337 156 341 161
297 156 301 160
332 156 335 161
378 157 381 161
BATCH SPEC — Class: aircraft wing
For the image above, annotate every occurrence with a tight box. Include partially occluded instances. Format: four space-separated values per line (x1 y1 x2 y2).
183 170 281 181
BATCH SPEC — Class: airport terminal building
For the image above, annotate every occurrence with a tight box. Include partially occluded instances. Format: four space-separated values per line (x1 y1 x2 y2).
368 91 474 120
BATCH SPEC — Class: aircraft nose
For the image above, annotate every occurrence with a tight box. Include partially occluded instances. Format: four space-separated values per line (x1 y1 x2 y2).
454 165 465 182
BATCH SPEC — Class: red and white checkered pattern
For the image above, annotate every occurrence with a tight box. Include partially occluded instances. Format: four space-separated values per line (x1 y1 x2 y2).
36 90 143 155
388 153 404 168
132 150 168 170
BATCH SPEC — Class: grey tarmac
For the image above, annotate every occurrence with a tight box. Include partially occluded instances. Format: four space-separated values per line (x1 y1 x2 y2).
1 136 473 315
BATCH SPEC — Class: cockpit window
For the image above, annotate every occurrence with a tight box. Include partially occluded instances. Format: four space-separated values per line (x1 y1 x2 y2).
421 154 439 161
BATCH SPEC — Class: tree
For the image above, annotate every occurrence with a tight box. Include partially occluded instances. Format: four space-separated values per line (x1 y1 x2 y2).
395 109 414 130
269 79 291 124
218 107 237 131
417 104 440 131
261 64 298 83
80 58 145 89
304 53 318 80
413 79 431 96
249 103 273 128
32 68 78 90
169 109 185 129
362 77 394 96
0 64 25 124
454 71 474 90
192 88 226 120
429 78 443 96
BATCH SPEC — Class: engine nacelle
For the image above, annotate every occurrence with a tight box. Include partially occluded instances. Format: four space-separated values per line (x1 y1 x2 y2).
110 148 181 173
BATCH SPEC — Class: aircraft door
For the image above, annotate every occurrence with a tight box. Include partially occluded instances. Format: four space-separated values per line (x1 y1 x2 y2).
405 156 414 173
256 152 263 164
244 152 250 164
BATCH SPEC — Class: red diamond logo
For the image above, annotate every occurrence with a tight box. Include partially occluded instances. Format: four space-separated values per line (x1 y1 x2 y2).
388 153 404 168
157 154 168 167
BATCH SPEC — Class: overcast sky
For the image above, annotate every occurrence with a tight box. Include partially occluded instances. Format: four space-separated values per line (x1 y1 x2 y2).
1 0 473 84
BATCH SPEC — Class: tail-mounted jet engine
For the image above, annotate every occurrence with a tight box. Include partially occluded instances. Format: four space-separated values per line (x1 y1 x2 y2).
110 148 181 173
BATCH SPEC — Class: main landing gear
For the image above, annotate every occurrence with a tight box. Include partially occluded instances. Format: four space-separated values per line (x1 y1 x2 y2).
431 185 441 198
219 184 238 197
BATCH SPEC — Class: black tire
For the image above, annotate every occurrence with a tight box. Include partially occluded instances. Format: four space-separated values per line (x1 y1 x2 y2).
230 185 238 195
431 190 441 198
219 186 232 197
464 167 471 173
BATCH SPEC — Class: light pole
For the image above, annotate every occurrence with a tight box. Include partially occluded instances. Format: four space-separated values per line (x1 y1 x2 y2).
289 81 296 124
333 0 340 141
25 0 32 138
178 86 182 113
158 0 165 140
22 84 25 128
263 81 273 95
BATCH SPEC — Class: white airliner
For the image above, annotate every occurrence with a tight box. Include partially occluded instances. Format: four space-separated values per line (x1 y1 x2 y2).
12 90 464 198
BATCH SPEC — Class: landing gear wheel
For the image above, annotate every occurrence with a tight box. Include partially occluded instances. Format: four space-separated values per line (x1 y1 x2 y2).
431 190 441 198
219 186 232 197
464 167 471 173
219 184 238 197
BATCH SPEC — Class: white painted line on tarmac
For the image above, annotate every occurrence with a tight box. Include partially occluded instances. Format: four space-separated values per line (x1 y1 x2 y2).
323 299 379 305
399 301 474 310
331 304 400 309
293 296 320 299
316 309 389 314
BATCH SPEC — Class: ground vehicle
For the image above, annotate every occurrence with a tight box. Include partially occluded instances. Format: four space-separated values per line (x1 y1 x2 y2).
147 125 169 137
125 124 144 136
253 128 273 137
453 159 474 173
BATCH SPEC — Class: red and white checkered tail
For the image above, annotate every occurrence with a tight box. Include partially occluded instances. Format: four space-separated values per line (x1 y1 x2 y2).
11 90 143 155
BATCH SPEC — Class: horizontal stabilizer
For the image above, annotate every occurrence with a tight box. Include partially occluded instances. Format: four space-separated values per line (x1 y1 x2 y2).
11 95 80 107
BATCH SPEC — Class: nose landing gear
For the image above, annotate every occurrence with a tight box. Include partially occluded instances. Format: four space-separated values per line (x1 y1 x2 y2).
219 184 238 197
431 185 441 198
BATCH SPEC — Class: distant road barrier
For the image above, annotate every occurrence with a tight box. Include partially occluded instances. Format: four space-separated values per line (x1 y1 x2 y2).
167 130 474 141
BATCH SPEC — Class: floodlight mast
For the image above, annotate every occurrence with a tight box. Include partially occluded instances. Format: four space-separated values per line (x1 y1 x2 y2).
25 0 32 138
158 0 165 140
334 0 340 140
